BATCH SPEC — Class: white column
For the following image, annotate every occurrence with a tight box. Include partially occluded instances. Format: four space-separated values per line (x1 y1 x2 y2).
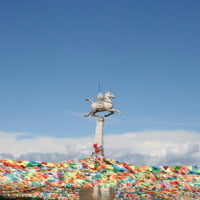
92 186 113 200
93 117 104 156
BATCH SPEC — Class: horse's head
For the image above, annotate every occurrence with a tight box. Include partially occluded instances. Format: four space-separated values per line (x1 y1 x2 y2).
105 91 115 98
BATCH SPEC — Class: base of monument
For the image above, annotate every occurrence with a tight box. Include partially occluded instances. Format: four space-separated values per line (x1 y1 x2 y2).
79 186 114 200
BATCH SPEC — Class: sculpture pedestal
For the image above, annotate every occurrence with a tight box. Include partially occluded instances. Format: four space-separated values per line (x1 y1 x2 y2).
79 186 114 200
93 117 104 157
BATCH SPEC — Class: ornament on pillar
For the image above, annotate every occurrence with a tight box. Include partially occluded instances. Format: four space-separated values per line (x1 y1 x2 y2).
84 91 121 157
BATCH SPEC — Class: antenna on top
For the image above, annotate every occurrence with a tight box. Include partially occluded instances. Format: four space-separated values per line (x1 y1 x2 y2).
98 80 102 93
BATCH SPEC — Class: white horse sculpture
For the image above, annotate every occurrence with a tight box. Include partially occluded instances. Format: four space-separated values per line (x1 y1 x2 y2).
84 91 121 118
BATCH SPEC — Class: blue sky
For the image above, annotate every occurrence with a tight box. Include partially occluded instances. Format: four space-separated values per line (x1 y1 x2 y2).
0 0 200 140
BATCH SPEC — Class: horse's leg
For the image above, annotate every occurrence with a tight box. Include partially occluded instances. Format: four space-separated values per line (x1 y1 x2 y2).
91 111 103 118
84 112 92 117
111 109 121 114
104 111 114 117
104 109 121 117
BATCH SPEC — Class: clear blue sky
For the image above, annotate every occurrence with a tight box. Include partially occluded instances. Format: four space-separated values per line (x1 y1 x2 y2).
0 0 200 138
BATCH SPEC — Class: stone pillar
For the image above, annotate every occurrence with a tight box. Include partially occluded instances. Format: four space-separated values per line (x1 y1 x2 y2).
79 187 93 200
93 117 104 156
79 186 114 200
93 186 114 200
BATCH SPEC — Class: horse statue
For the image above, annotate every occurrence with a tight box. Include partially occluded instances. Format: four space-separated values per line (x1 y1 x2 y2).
84 91 121 118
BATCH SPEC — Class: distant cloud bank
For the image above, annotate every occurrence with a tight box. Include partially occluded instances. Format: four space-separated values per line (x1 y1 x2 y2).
0 130 200 165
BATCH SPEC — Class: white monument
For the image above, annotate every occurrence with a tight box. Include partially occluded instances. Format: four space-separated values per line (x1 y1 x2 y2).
84 91 121 157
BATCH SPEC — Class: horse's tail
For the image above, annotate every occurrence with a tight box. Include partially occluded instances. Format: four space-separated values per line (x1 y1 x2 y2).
85 98 93 104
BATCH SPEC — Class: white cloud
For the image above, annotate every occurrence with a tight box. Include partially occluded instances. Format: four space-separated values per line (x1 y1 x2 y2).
104 130 200 165
0 130 200 165
0 131 92 157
